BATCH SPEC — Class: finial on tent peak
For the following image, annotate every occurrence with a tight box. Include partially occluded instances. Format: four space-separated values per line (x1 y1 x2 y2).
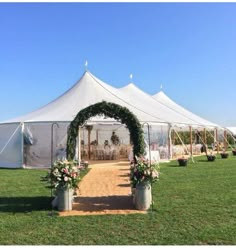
85 60 88 71
129 73 133 82
160 83 163 90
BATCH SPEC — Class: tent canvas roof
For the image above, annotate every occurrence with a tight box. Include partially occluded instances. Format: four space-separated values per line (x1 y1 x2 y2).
1 71 220 129
152 91 219 128
226 127 236 135
119 83 213 128
2 71 165 124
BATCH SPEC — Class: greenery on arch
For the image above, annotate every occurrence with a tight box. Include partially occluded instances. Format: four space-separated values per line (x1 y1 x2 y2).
66 101 145 160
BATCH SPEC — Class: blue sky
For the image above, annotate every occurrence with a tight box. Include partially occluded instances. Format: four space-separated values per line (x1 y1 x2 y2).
0 2 236 126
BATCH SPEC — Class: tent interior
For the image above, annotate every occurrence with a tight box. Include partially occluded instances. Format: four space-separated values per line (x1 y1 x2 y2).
0 70 231 169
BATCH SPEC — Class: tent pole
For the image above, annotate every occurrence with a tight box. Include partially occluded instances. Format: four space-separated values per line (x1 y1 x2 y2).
50 122 59 216
203 128 207 145
51 122 59 165
172 127 175 146
224 130 227 151
215 128 219 154
204 128 208 155
75 136 78 161
203 128 207 154
142 122 151 163
189 126 193 157
213 128 220 152
86 125 93 160
206 128 224 152
222 129 234 151
173 128 194 163
168 124 172 160
21 122 25 168
96 129 98 144
214 128 216 143
225 129 236 148
82 128 85 158
88 129 91 160
194 128 208 155
78 127 81 165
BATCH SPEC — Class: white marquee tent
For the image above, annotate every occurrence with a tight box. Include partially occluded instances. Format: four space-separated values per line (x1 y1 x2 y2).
226 127 236 136
0 71 222 168
152 90 219 128
152 91 236 149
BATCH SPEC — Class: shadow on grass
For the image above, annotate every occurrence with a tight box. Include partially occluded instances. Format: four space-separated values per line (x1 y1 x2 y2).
0 168 23 170
196 158 221 163
197 159 212 162
0 196 51 213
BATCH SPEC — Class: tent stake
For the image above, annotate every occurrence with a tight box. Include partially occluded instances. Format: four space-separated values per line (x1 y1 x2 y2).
173 127 194 163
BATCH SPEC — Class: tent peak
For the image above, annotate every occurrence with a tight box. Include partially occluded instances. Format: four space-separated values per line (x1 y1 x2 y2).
153 90 166 97
152 90 219 128
119 82 141 91
127 82 135 86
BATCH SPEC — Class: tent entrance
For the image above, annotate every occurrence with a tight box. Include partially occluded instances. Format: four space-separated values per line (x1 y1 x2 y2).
78 124 132 161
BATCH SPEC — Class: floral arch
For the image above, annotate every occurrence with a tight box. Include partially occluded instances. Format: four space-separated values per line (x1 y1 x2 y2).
66 101 145 161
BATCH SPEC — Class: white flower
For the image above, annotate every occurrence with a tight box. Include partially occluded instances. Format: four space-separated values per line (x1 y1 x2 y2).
72 166 77 172
64 176 68 182
152 169 159 178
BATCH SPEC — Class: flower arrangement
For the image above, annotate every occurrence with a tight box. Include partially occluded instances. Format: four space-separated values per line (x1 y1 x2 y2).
206 151 216 161
130 158 160 188
46 160 80 190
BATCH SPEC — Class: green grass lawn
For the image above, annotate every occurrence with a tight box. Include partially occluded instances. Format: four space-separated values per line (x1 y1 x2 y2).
0 154 236 245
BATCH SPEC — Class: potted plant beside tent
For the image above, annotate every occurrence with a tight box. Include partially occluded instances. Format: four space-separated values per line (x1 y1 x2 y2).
220 151 229 159
46 160 80 211
206 151 216 162
232 149 236 156
130 158 160 211
177 156 188 166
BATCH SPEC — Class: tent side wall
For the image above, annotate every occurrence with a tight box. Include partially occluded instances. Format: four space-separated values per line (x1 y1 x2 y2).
24 122 132 168
23 122 70 168
143 124 170 160
0 123 23 168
